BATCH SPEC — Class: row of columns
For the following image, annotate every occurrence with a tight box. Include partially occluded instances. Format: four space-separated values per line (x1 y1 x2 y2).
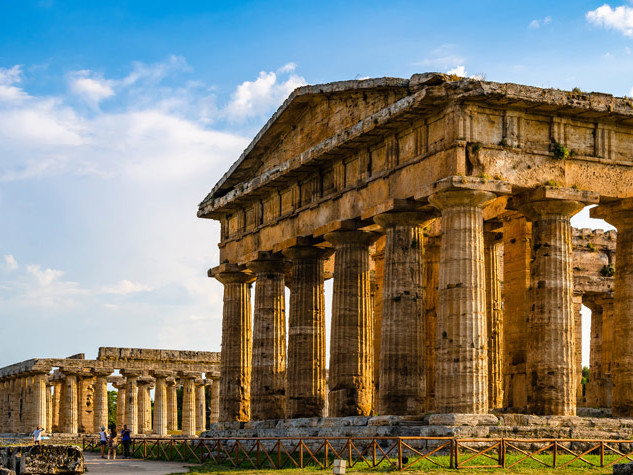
216 181 614 420
0 370 220 435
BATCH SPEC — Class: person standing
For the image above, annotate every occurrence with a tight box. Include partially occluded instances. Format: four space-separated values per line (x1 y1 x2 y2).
107 427 118 460
99 426 108 458
32 426 45 445
120 424 132 458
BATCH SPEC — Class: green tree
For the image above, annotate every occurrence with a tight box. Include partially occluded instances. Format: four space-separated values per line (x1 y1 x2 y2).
107 390 117 429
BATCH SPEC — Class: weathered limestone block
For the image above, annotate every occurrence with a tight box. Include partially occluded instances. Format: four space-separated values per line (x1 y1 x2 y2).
429 187 498 414
15 445 84 474
325 230 379 417
248 255 291 420
592 198 633 416
374 211 434 416
484 231 503 410
517 186 597 415
212 266 254 422
283 246 332 418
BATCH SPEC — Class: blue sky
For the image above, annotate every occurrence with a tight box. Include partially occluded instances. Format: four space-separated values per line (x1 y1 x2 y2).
0 1 630 368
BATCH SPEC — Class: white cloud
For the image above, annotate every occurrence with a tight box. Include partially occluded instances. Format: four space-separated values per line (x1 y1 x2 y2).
69 70 115 106
277 62 297 73
587 4 633 37
100 280 153 295
447 65 467 76
3 255 18 272
0 66 30 103
223 68 306 121
529 16 551 29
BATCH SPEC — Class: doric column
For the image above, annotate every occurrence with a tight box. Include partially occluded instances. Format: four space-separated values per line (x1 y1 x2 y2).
113 380 127 432
325 230 379 417
181 373 197 436
0 380 6 432
424 230 441 411
601 297 615 408
484 230 504 410
592 198 633 416
8 378 16 433
282 246 332 418
61 370 79 433
166 378 178 431
121 370 140 434
502 213 531 411
573 291 584 406
195 379 206 432
247 254 291 420
209 375 220 424
31 371 48 430
429 187 498 414
137 377 153 434
210 265 254 422
517 186 596 415
152 371 169 436
374 211 435 415
92 370 110 432
584 297 605 408
52 380 62 433
77 374 95 433
370 236 385 412
46 380 53 432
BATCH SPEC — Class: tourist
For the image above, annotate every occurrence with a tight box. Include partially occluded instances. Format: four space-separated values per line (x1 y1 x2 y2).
32 426 45 445
107 427 117 460
120 424 132 458
99 426 107 458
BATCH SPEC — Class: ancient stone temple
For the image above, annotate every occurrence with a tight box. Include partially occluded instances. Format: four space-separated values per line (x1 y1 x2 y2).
0 348 220 436
198 73 632 422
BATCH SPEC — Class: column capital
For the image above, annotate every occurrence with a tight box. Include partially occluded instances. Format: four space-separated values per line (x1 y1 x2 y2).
137 376 154 386
151 370 173 379
180 371 199 380
120 370 142 379
282 245 333 261
165 377 177 387
513 186 598 220
112 380 127 390
91 368 113 377
209 263 254 284
247 254 292 274
591 196 633 227
374 210 438 229
324 230 381 247
194 378 205 387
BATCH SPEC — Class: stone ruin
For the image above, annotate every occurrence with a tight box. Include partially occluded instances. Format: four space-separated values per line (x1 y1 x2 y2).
0 347 219 436
197 73 632 427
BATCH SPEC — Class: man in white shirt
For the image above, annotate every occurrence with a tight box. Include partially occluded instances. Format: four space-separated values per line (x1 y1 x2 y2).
32 426 45 445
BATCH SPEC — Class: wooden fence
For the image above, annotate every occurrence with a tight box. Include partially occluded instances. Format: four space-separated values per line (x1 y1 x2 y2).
81 435 633 471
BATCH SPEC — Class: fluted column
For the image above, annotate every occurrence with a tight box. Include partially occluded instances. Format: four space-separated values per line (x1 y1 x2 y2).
429 189 496 414
52 380 61 432
592 199 633 415
519 192 586 416
248 255 291 420
282 246 332 418
195 379 206 432
212 266 254 422
61 370 79 433
137 377 152 434
584 298 605 408
153 372 169 435
166 378 177 431
424 231 441 411
92 370 110 432
370 237 385 412
374 211 435 415
46 381 53 432
77 374 95 433
325 230 379 417
8 378 17 433
122 371 140 434
113 380 127 432
31 371 48 429
602 297 614 408
573 292 584 406
0 380 6 432
181 373 197 436
484 231 504 410
209 376 220 424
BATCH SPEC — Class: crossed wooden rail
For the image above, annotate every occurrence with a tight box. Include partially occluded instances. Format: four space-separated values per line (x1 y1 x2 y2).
81 435 633 470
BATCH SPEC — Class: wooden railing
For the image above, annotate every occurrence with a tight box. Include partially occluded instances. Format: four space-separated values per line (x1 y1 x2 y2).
81 435 633 470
